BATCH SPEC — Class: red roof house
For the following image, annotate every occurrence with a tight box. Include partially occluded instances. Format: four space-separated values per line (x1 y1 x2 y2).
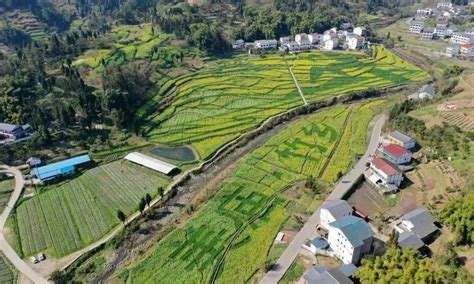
371 157 401 176
383 144 412 165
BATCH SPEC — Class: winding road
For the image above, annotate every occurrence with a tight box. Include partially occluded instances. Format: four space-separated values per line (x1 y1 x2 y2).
260 114 386 284
0 165 49 284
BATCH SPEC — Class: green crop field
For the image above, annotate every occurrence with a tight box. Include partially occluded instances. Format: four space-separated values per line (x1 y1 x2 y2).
9 161 171 257
120 101 383 283
0 180 14 214
0 180 15 213
141 46 429 159
0 252 16 284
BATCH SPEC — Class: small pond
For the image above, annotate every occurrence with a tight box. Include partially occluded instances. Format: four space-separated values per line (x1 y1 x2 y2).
150 145 197 162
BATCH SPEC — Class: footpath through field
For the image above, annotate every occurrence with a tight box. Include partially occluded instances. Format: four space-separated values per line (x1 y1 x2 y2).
289 61 308 105
260 115 386 284
0 165 49 284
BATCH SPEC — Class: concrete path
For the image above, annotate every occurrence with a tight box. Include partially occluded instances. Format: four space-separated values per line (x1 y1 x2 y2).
0 165 49 284
289 64 308 105
260 115 385 284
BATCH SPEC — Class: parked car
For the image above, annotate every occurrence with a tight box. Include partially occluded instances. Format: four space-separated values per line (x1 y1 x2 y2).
30 256 39 264
37 253 45 261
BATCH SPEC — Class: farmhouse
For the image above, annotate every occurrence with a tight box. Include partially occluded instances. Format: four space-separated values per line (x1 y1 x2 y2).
328 216 373 264
387 131 416 149
0 123 33 140
295 33 312 49
450 33 474 45
346 35 365 50
397 231 425 251
437 1 453 9
26 157 42 167
308 33 320 45
320 199 353 230
232 39 245 49
408 21 425 33
303 265 353 284
434 26 447 38
323 38 338 50
285 41 300 51
279 36 291 46
446 44 460 57
419 28 434 40
31 155 92 182
395 208 439 243
124 152 178 175
383 144 412 165
368 157 403 193
416 8 432 18
255 39 278 49
353 27 366 36
460 44 474 57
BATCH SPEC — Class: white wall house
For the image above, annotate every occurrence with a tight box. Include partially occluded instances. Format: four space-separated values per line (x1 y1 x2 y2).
323 38 338 50
383 144 412 165
279 36 291 46
308 33 320 45
416 8 432 18
369 157 404 193
450 33 474 45
320 200 353 230
295 33 312 50
387 131 416 150
420 29 434 40
347 35 365 50
395 208 439 244
328 216 373 264
437 2 453 9
286 41 300 51
446 44 460 57
460 44 474 57
408 21 425 33
434 27 447 38
353 27 366 36
255 39 278 49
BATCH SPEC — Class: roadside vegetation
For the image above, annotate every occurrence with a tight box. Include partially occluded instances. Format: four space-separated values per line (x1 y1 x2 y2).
0 252 17 284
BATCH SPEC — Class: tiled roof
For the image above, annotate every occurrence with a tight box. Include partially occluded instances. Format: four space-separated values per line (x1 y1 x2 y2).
371 157 401 176
398 231 424 250
321 200 353 219
402 208 438 239
390 131 414 143
384 144 408 158
329 216 373 247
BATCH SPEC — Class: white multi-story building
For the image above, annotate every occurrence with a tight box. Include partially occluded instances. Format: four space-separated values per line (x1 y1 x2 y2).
323 38 338 50
320 200 353 230
383 144 412 165
328 216 373 264
408 21 425 33
285 41 300 51
346 35 365 50
368 157 404 193
279 36 291 46
308 33 320 45
437 1 453 9
255 39 278 49
420 28 434 40
450 33 474 45
353 27 366 36
434 27 447 39
295 33 312 50
416 8 432 18
460 44 474 57
446 44 460 57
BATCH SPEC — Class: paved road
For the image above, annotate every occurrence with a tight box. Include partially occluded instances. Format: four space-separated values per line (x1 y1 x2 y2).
260 115 386 284
0 166 49 284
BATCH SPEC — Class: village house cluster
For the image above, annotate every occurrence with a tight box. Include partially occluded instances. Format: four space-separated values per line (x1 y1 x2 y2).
232 23 368 53
408 1 474 58
0 122 34 145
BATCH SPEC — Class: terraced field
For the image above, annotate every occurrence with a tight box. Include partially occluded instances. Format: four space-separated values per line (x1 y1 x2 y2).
9 161 171 257
142 46 429 159
440 112 474 131
120 101 383 283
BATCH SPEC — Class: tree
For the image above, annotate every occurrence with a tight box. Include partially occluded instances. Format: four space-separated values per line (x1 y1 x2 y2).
139 197 146 215
387 229 399 247
117 210 126 225
49 270 69 283
145 193 152 208
157 186 164 199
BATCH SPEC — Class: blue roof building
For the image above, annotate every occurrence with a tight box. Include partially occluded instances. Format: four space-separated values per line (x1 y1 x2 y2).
31 155 91 182
328 216 373 264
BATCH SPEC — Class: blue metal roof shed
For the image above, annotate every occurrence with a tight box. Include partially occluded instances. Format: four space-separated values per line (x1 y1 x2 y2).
31 155 91 182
